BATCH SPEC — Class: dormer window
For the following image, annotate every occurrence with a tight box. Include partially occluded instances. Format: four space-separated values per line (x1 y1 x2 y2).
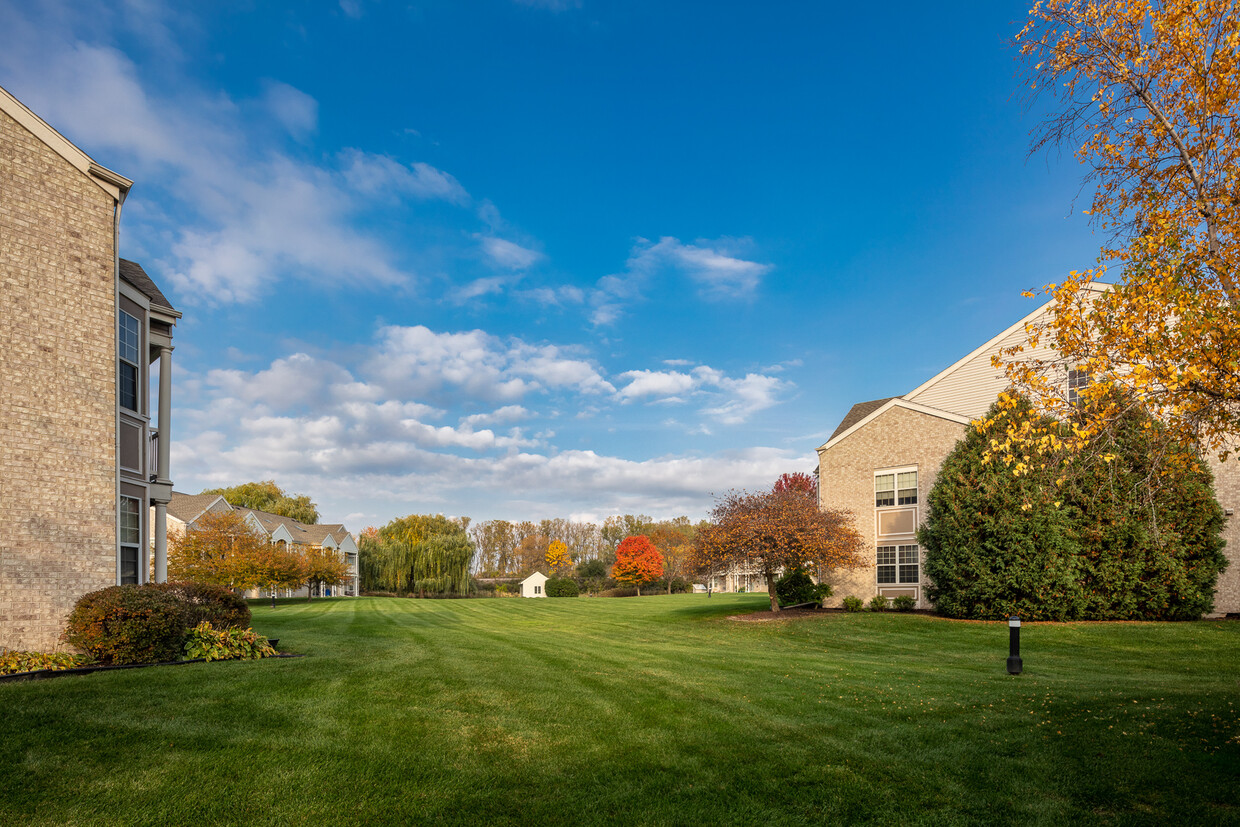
119 310 140 412
1067 368 1089 407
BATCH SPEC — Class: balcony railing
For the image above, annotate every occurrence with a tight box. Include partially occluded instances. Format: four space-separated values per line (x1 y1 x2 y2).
148 429 159 481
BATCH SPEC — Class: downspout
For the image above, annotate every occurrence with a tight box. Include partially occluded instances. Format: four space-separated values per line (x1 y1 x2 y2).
112 190 125 585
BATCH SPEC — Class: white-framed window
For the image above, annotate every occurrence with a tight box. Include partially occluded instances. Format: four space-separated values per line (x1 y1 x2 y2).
534 585 541 594
877 544 919 585
119 310 140 412
875 469 917 507
119 496 142 584
1067 368 1089 406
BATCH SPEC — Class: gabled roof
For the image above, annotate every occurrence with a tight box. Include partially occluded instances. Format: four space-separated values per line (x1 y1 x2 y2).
167 492 230 525
829 398 896 440
818 398 970 452
820 285 1115 454
120 259 177 313
172 491 355 547
0 83 132 201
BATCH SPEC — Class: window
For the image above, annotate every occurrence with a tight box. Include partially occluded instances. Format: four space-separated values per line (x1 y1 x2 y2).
119 310 140 412
875 470 917 507
1068 368 1089 406
877 544 919 585
120 496 141 585
534 585 541 594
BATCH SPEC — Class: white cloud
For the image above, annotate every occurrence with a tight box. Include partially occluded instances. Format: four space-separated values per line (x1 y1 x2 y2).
588 235 773 325
480 236 544 270
614 365 790 423
616 369 697 400
261 80 318 140
340 150 469 204
630 237 772 297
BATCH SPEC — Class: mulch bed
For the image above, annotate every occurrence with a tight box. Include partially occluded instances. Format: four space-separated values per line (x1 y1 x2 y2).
728 607 840 623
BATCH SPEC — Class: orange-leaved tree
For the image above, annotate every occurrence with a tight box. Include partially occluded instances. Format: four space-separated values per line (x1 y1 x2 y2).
237 542 306 608
994 0 1240 469
545 540 572 575
611 535 665 596
693 481 866 612
168 509 265 588
300 544 351 601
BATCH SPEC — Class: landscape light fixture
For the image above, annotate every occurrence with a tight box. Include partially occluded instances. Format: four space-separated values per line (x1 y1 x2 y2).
1007 616 1023 675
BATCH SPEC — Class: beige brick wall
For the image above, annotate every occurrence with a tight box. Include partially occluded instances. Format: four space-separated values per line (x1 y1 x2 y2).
0 107 119 651
817 405 966 608
1206 456 1240 614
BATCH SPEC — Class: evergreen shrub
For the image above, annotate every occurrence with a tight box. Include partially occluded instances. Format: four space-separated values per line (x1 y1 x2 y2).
545 577 579 597
841 595 865 612
775 568 831 607
920 395 1227 620
868 595 890 612
891 595 916 612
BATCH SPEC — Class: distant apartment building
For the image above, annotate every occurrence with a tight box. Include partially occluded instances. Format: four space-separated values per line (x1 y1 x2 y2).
0 85 179 650
166 492 360 598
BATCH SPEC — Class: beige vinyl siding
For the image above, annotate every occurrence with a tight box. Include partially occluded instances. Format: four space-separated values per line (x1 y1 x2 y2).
905 310 1060 420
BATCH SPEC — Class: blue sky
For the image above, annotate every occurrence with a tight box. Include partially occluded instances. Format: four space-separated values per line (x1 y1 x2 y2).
0 0 1103 528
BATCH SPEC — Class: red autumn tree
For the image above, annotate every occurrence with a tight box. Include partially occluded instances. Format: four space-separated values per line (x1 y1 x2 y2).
611 534 665 596
773 472 817 495
693 483 866 612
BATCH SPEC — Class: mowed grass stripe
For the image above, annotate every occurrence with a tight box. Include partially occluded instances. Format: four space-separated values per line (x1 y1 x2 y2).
1 595 1237 825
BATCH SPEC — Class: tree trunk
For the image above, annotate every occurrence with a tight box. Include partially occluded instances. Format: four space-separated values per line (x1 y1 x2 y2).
765 559 779 612
636 585 641 596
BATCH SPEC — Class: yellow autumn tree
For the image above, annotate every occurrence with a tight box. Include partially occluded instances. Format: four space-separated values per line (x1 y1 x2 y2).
544 540 571 575
168 509 265 588
994 0 1240 468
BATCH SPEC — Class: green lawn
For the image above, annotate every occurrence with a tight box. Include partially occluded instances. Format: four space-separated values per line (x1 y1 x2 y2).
2 595 1238 826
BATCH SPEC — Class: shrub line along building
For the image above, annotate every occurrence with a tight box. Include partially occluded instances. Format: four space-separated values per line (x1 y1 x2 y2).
816 287 1240 613
1 84 182 651
165 492 361 598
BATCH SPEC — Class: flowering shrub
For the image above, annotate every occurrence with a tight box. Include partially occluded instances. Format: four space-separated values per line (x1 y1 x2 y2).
182 622 277 662
0 651 91 675
63 586 189 664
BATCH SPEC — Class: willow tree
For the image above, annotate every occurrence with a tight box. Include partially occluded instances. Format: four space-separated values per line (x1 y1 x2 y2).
994 1 1240 469
359 514 475 596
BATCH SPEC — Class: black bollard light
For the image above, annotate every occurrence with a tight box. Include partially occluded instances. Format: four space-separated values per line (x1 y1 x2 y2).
1007 615 1023 675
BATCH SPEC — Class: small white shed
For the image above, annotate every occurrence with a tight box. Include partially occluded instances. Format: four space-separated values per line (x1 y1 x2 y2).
520 571 549 598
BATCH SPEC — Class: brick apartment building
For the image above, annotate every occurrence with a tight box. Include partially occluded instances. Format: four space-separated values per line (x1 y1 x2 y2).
1 84 179 650
817 288 1240 613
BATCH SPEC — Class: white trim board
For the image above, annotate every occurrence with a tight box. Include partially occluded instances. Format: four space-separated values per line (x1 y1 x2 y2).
817 398 970 453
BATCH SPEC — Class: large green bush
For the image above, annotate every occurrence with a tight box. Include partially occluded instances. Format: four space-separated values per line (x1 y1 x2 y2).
149 581 250 629
63 585 189 664
919 396 1227 620
774 568 831 607
545 577 579 597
